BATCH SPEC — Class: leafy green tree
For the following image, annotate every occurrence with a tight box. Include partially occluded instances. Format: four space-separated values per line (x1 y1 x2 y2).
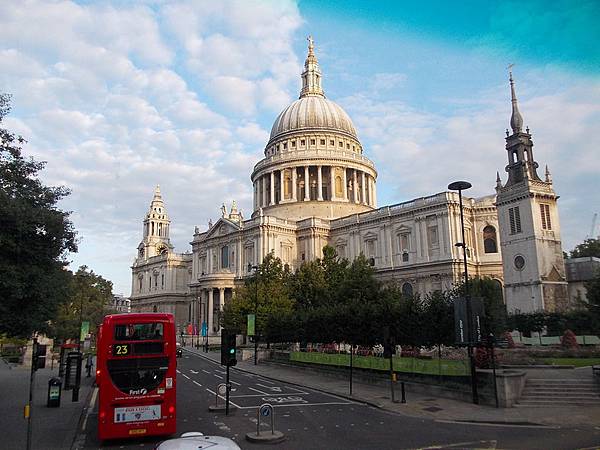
584 270 600 307
287 260 327 310
223 253 294 342
570 238 600 259
421 290 454 351
0 94 77 337
50 266 114 341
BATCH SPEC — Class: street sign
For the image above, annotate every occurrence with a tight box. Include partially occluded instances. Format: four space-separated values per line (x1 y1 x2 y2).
453 296 485 345
247 314 255 336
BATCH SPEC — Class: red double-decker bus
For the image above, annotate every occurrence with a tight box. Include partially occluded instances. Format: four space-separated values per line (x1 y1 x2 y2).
97 313 177 441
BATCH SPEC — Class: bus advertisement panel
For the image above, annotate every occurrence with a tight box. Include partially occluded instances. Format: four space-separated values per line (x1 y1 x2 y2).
97 313 177 441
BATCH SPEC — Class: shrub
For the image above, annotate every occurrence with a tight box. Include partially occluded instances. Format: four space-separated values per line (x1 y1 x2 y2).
561 329 579 349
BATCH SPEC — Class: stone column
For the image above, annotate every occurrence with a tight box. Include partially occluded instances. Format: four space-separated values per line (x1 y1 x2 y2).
207 288 214 335
372 178 377 207
330 166 336 201
270 171 275 205
280 169 285 203
353 170 359 203
261 175 266 207
292 167 297 201
317 165 323 201
304 166 310 201
218 287 225 333
361 172 366 205
342 168 348 201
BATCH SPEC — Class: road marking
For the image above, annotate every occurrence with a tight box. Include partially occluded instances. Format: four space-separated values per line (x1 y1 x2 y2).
182 374 190 379
216 369 226 374
230 380 241 386
256 383 282 392
248 386 269 395
176 369 181 373
202 369 211 374
193 380 202 387
81 387 99 431
214 374 223 379
435 420 558 429
190 369 199 374
230 392 310 398
233 401 353 410
206 389 242 409
257 378 275 384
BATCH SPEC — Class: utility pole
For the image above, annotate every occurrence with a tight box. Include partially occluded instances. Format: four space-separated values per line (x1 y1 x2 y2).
26 337 38 450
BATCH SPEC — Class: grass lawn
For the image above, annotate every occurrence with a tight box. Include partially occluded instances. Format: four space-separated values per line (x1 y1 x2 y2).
290 351 469 376
540 358 600 367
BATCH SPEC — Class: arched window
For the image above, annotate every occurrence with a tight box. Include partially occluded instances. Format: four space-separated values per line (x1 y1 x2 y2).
401 282 413 297
335 176 343 196
483 225 498 253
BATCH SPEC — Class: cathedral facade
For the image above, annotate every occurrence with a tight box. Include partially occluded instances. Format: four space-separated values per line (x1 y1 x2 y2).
130 40 568 335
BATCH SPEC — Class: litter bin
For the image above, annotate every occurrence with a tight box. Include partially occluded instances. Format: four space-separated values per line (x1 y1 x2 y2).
47 377 62 407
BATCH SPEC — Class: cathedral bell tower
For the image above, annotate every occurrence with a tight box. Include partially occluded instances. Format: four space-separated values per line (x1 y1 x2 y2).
495 71 568 313
137 185 173 259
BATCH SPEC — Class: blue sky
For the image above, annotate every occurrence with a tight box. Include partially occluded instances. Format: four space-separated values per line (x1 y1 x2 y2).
1 0 599 294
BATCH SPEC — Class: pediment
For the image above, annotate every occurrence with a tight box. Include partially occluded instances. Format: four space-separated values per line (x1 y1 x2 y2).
203 218 241 240
363 231 378 241
395 225 412 234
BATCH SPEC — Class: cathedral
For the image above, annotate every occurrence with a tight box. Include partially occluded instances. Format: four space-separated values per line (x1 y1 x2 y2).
130 39 569 336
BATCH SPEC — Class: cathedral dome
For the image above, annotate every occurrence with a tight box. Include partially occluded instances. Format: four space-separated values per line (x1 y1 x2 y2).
269 96 357 142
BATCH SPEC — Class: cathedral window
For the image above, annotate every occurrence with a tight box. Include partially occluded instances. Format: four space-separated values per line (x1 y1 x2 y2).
399 233 411 252
291 140 296 147
483 225 498 253
301 139 306 146
320 139 325 145
221 245 229 268
401 282 413 297
330 139 334 146
283 142 287 150
310 139 316 146
428 225 439 248
402 252 409 262
339 141 343 147
509 207 522 234
347 143 350 149
161 274 164 288
540 204 552 230
139 277 143 292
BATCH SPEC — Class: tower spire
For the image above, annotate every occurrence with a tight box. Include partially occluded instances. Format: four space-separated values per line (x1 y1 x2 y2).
300 35 325 98
508 67 523 134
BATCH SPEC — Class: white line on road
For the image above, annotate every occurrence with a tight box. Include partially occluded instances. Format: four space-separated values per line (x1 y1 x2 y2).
190 369 199 374
182 373 190 379
233 401 354 410
216 369 226 374
176 369 181 373
206 389 242 409
230 380 241 386
193 380 202 387
248 386 269 395
435 420 558 429
257 378 275 384
81 387 99 431
202 369 211 374
214 374 223 379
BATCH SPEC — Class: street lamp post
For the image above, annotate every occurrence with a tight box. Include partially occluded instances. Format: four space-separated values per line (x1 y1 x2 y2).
448 180 479 405
248 264 259 365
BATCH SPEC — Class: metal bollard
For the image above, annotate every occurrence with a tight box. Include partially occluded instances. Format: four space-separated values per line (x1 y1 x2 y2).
401 381 406 403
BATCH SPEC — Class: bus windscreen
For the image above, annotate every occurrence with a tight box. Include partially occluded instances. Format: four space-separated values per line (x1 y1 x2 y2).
114 323 163 341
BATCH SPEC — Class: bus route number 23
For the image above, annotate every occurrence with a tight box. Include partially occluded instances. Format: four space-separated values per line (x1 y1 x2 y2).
113 344 130 356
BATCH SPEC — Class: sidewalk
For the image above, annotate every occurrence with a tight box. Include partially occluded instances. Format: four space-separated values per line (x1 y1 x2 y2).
0 357 95 450
183 347 600 428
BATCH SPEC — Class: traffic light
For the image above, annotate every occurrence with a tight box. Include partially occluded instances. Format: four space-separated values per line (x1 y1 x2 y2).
220 330 237 367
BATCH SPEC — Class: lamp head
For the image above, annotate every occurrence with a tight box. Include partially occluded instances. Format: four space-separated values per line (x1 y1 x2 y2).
448 181 472 191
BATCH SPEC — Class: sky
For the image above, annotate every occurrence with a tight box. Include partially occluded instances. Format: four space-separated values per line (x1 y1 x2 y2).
1 0 599 295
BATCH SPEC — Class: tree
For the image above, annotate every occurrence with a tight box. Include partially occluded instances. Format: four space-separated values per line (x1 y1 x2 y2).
0 94 77 337
222 253 294 342
584 270 600 307
49 266 114 341
421 290 454 352
570 238 600 259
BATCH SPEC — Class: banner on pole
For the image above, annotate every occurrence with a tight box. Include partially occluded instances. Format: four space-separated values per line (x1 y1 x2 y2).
80 321 90 342
247 314 256 336
453 297 485 345
201 321 208 337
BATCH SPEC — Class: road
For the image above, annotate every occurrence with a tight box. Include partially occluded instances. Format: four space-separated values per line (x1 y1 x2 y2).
77 351 600 449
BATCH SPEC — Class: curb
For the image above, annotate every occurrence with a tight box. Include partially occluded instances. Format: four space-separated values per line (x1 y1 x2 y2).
70 379 97 450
